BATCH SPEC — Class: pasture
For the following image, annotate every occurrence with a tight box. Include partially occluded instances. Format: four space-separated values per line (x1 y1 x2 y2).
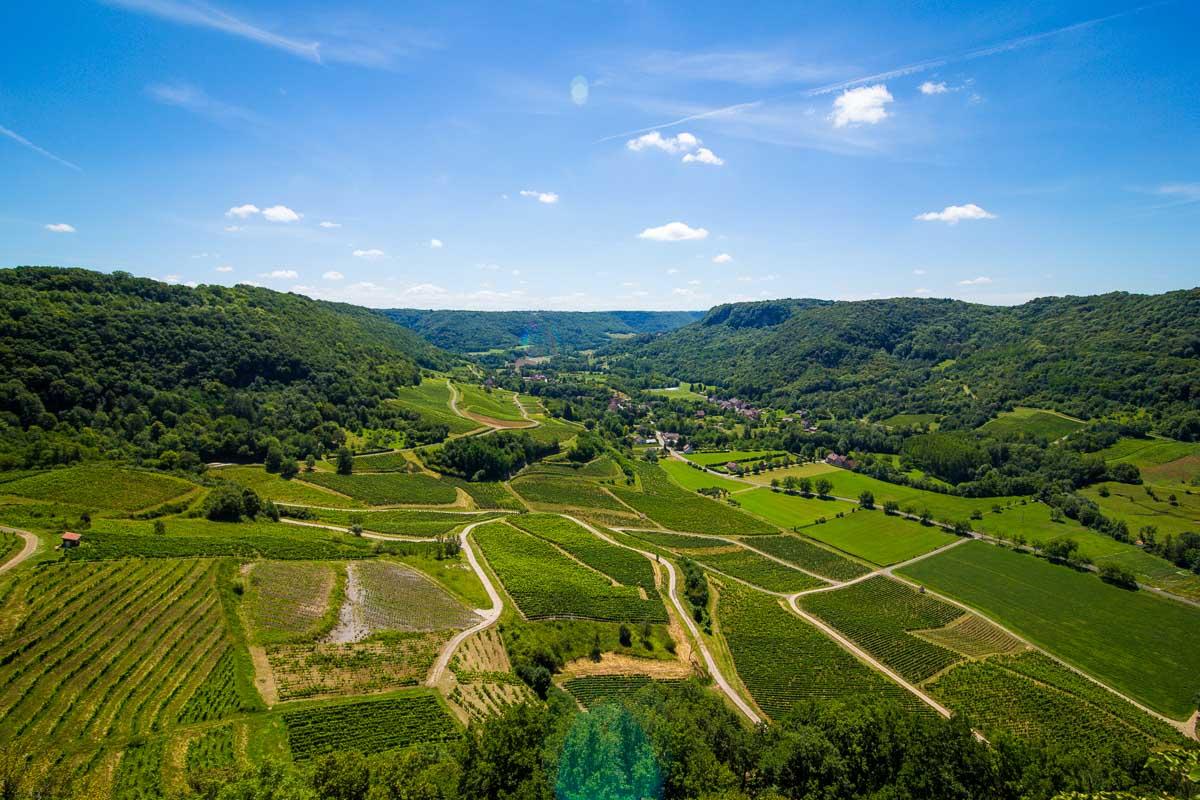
801 510 957 565
734 488 856 530
1 464 195 512
659 458 747 494
900 540 1200 719
977 407 1084 440
301 472 459 506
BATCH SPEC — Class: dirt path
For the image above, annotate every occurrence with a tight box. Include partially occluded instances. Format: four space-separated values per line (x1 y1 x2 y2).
426 520 505 686
0 526 39 573
562 514 764 725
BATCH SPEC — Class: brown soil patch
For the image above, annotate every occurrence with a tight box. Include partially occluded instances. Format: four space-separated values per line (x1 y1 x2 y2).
248 645 279 706
561 652 694 680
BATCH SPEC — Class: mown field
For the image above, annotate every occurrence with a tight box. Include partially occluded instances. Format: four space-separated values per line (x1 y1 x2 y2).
301 472 459 506
390 378 481 435
801 510 957 565
687 450 785 467
734 488 856 531
742 462 840 485
900 540 1200 719
785 468 1023 523
659 459 747 493
977 407 1084 440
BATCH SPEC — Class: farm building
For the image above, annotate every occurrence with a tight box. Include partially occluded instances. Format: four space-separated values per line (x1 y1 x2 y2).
61 531 82 548
825 453 857 469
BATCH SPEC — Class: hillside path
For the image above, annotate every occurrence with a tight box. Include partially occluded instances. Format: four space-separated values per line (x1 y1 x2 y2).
426 520 505 686
0 526 38 573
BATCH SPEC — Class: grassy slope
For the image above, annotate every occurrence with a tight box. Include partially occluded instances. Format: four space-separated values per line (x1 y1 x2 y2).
802 510 957 566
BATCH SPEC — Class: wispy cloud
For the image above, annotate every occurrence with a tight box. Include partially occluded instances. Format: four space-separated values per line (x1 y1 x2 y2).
958 276 993 286
44 223 76 233
916 203 996 224
104 0 321 61
635 50 841 87
148 83 261 129
0 124 82 171
519 190 559 204
1150 183 1200 209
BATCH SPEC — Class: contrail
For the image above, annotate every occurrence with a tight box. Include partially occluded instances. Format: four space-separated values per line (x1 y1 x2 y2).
0 124 82 172
598 3 1165 142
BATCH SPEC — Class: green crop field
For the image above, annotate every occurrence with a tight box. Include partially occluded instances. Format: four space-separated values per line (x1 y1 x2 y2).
659 458 747 493
509 514 662 601
349 451 420 473
716 582 923 719
390 378 481 435
246 561 338 644
683 547 825 593
1097 438 1200 485
900 540 1200 719
734 488 856 530
1 464 196 511
687 450 784 467
455 383 526 422
748 535 871 581
510 474 633 514
282 507 503 537
977 407 1085 440
646 382 707 402
282 692 459 759
301 472 459 505
562 675 685 708
801 577 964 682
473 521 666 623
611 463 778 536
215 466 364 508
929 652 1183 749
800 510 957 565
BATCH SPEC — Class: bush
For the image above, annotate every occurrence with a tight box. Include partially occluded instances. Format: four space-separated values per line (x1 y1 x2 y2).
336 447 354 475
1099 564 1139 590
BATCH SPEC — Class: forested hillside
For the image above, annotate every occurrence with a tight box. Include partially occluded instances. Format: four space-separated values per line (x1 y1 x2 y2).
611 292 1200 435
380 308 703 352
0 267 452 468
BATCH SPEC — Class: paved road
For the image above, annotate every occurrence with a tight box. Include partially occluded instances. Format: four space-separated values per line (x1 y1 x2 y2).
564 514 764 725
0 526 38 573
426 520 505 686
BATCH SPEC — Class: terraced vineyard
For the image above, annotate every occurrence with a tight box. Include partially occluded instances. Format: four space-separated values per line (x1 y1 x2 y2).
746 534 872 581
508 514 661 597
611 462 779 536
390 378 481 435
801 577 964 682
282 693 460 759
0 560 253 781
301 472 459 505
563 675 686 708
716 582 923 719
473 521 666 622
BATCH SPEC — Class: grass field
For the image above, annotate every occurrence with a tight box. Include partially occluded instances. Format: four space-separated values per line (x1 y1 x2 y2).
734 488 856 530
646 382 707 402
390 378 480 435
611 463 778 536
900 540 1200 719
1079 481 1200 538
473 521 666 623
1 464 196 511
301 472 459 506
968 500 1086 543
977 407 1085 440
687 450 784 467
1097 438 1200 484
880 413 941 428
801 510 957 565
217 466 364 508
742 462 841 485
659 459 747 494
455 383 525 423
716 582 922 719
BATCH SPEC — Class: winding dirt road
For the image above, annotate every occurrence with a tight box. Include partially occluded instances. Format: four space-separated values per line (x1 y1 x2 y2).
0 526 38 574
426 520 505 686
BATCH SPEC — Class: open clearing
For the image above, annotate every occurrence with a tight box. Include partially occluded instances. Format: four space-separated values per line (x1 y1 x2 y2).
977 407 1085 440
899 539 1200 719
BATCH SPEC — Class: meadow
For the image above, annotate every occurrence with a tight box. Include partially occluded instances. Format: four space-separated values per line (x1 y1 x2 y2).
1 464 196 511
900 540 1200 719
687 450 785 467
742 462 840 485
734 488 856 531
1079 480 1200 538
800 510 957 565
782 468 1023 523
659 459 747 493
977 407 1084 440
880 413 941 428
301 472 459 506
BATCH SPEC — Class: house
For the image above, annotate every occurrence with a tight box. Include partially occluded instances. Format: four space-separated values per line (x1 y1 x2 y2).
61 531 82 548
661 432 681 447
825 453 857 469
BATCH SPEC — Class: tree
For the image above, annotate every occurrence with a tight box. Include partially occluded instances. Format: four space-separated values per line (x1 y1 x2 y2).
619 624 633 647
279 458 299 479
304 453 316 472
264 442 284 474
153 520 167 535
858 490 875 509
204 485 248 522
883 500 900 516
815 478 833 498
555 705 662 800
310 751 369 800
799 477 813 496
336 447 354 475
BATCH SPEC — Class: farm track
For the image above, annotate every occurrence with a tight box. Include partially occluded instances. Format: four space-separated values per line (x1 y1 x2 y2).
0 526 38 573
426 521 504 686
448 381 537 431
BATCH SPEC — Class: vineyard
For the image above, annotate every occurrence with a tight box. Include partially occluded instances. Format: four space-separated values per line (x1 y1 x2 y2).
443 478 526 510
282 507 503 537
563 675 685 708
0 464 196 511
389 378 482 436
112 738 167 800
455 383 526 422
682 546 826 593
716 582 922 719
72 522 392 561
214 465 364 508
0 560 243 782
800 510 956 565
301 472 459 506
510 474 634 513
282 693 459 759
473 521 667 622
185 723 238 783
355 560 480 632
800 577 964 682
245 561 338 644
348 450 421 473
508 514 661 598
625 529 726 550
268 632 451 700
912 614 1026 659
749 534 872 581
610 463 778 536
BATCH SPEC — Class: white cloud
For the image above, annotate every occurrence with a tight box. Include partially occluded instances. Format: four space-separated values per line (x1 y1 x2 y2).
919 81 949 95
672 287 696 296
262 204 301 223
638 221 709 242
915 203 996 224
1153 183 1200 206
238 280 262 287
161 274 181 283
958 276 993 286
184 280 198 288
626 130 700 154
322 271 344 281
215 265 234 273
429 238 444 248
830 84 893 127
226 203 259 219
105 0 320 61
913 268 927 275
224 225 243 232
319 220 341 228
712 253 733 264
511 269 521 276
405 282 448 296
687 279 702 286
682 147 724 166
44 223 75 233
913 287 931 294
353 248 385 259
519 189 559 204
263 269 299 279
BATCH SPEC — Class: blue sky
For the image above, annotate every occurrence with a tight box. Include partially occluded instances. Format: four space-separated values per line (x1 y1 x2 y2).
1 0 1197 310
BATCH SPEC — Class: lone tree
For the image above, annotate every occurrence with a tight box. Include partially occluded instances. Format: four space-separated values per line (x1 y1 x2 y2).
280 458 299 480
336 447 354 476
815 478 833 499
859 490 875 509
